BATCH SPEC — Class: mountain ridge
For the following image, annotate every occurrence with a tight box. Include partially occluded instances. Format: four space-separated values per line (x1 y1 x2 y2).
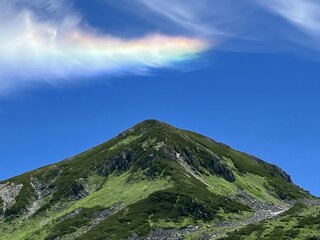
0 119 318 239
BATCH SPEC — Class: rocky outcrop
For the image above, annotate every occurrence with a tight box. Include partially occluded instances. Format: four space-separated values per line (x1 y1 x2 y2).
161 145 235 182
250 156 292 183
88 203 123 230
0 182 23 214
69 178 90 200
97 149 139 177
130 226 198 240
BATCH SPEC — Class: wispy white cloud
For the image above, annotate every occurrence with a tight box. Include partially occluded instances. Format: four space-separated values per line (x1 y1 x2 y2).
113 0 320 53
256 0 320 37
135 0 216 36
251 0 320 53
2 0 320 94
0 0 209 94
106 0 256 40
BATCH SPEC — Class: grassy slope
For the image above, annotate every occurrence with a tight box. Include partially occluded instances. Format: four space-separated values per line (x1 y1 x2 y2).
0 162 250 240
222 204 320 240
78 160 251 240
182 130 308 200
0 120 313 239
0 173 172 240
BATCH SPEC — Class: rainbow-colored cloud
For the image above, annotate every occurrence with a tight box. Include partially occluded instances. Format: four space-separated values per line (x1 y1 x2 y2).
0 2 209 93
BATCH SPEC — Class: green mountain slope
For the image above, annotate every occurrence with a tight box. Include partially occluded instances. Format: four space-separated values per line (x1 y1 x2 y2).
0 120 317 239
222 203 320 240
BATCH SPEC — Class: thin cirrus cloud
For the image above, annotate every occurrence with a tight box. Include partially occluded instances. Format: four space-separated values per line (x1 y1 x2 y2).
255 0 320 50
256 0 320 37
110 0 255 39
2 0 320 94
127 0 320 52
0 0 209 94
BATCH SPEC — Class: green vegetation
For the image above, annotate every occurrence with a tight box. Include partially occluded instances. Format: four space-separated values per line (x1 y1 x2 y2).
183 129 308 200
45 206 105 240
0 172 173 240
4 180 34 218
223 205 320 240
0 200 3 217
78 159 251 239
109 134 143 150
79 192 206 239
69 172 173 209
0 120 315 240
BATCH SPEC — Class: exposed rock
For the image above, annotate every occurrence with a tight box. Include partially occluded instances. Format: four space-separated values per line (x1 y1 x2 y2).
69 178 90 200
0 120 314 239
98 149 138 176
210 190 290 239
130 226 198 240
27 180 44 216
55 203 123 239
154 141 165 151
89 202 123 230
176 153 209 187
197 232 216 240
59 208 82 222
236 189 287 212
251 156 292 183
162 146 235 182
0 182 23 213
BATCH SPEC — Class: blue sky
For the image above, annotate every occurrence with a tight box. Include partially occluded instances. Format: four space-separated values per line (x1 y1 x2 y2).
0 0 319 196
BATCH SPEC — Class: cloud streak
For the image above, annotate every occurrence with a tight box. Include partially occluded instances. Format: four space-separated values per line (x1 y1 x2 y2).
116 0 320 53
2 0 320 94
256 0 320 37
0 0 209 93
254 0 320 51
113 0 254 39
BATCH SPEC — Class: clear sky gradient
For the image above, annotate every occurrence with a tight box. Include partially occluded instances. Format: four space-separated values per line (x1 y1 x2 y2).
0 0 319 196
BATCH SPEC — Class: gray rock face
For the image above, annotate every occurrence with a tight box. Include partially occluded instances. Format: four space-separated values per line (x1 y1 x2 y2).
162 146 235 182
69 178 90 200
130 226 198 240
27 179 45 216
89 203 123 230
0 182 23 213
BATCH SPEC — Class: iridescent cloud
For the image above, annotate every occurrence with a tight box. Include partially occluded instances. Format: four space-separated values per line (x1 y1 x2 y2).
0 1 209 93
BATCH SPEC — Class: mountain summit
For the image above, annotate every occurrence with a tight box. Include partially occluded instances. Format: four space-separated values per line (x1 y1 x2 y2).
0 120 319 239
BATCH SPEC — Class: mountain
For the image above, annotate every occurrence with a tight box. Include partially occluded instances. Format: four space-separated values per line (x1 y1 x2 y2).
0 120 318 240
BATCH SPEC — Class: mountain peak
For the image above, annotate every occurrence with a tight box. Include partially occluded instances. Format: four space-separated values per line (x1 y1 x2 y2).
0 120 316 240
136 119 167 126
131 119 174 131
